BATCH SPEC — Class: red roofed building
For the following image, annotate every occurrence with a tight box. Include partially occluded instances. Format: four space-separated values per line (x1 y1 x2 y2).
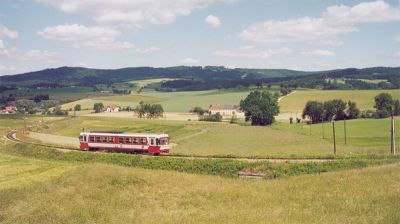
0 105 17 114
208 104 245 118
105 104 120 112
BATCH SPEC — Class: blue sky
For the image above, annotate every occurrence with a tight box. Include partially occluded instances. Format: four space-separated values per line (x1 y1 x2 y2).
0 0 399 75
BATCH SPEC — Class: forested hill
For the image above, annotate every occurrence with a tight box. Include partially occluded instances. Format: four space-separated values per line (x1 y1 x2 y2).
1 66 400 90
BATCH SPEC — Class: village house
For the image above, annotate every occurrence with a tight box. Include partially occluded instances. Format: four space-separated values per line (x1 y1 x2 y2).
0 105 17 114
208 104 245 118
105 104 120 112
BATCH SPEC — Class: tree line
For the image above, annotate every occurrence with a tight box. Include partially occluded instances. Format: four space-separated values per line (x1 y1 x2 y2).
302 93 400 123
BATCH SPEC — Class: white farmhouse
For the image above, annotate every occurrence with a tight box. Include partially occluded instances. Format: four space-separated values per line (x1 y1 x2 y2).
208 104 245 118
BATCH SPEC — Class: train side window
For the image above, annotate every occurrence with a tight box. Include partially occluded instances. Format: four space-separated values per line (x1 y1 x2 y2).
133 137 139 144
118 137 123 143
102 137 107 143
125 138 131 144
90 136 95 142
108 137 114 143
140 138 146 145
96 136 101 142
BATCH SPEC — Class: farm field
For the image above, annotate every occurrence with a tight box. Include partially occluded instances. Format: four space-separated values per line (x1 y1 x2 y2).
279 89 400 113
61 87 269 112
61 94 163 110
0 152 399 223
20 116 398 157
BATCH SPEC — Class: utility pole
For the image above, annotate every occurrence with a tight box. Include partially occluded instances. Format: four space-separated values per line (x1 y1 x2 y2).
344 119 347 145
23 118 27 134
391 114 396 155
332 119 336 154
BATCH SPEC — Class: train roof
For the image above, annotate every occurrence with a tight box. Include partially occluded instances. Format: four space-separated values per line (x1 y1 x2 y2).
80 132 168 138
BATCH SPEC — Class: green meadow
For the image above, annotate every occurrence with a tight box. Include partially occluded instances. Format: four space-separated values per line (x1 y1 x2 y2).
280 89 400 112
19 115 399 157
3 86 400 223
61 86 272 112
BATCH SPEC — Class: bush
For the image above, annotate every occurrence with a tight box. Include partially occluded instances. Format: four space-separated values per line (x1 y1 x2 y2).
199 113 222 122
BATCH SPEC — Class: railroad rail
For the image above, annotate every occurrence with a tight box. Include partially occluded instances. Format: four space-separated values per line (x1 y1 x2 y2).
4 130 335 163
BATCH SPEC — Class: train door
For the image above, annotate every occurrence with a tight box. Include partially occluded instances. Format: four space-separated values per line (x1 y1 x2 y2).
79 134 89 150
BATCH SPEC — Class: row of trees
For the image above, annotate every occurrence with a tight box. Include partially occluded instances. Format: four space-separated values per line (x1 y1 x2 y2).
134 102 164 119
302 93 400 123
302 100 360 123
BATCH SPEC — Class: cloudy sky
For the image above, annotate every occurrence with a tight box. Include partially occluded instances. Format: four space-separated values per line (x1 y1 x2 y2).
0 0 400 75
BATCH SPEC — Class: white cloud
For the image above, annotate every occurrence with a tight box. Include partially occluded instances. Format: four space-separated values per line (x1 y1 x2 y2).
394 35 400 42
213 46 292 59
302 50 335 57
0 65 18 73
0 25 18 39
240 1 400 43
24 50 58 63
182 57 199 64
38 24 134 50
136 46 160 54
205 14 222 27
37 0 226 26
0 24 18 56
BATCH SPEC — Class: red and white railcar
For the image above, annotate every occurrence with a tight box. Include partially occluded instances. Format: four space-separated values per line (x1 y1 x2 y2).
79 131 170 155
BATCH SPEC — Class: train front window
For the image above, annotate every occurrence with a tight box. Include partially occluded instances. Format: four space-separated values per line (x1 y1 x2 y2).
161 138 168 145
156 138 160 145
79 135 84 141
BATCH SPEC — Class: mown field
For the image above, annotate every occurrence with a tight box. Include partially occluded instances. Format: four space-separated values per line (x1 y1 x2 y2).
280 89 400 112
17 115 400 157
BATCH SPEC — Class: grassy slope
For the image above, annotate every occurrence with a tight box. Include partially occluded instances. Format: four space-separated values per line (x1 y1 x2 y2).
142 89 256 112
1 154 399 223
61 88 269 112
274 117 400 149
61 94 163 110
25 116 395 157
279 89 400 112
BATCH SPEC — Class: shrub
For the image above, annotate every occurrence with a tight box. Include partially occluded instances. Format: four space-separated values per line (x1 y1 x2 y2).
199 113 222 122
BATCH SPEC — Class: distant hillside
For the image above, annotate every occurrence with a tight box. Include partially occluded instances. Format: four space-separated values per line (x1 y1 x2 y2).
1 66 400 91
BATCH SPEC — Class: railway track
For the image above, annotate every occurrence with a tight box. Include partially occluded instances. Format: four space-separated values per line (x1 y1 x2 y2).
4 130 335 163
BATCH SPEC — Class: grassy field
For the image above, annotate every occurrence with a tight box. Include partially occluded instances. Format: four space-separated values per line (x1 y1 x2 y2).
274 117 400 149
2 115 400 223
20 115 398 157
1 152 399 223
141 89 257 112
61 87 271 112
279 89 400 112
61 94 163 110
